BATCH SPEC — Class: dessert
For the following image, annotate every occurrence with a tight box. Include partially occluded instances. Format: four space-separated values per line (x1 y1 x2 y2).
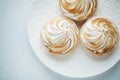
59 0 97 21
80 17 119 56
40 16 80 55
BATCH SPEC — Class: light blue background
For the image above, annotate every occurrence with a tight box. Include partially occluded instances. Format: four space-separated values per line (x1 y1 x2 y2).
0 0 120 80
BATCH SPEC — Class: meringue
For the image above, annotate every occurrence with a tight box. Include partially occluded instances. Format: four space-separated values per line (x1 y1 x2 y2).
40 16 80 55
80 17 119 56
59 0 97 21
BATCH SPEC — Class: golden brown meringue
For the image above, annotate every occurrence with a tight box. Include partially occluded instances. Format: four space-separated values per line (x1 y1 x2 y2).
40 16 80 55
59 0 97 21
80 17 119 56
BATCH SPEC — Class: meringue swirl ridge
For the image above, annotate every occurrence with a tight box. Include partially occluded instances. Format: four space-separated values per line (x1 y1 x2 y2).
80 18 119 55
41 17 79 54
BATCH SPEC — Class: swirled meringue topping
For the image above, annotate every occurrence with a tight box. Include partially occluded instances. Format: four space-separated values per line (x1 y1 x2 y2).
59 0 97 21
80 17 119 56
40 17 80 54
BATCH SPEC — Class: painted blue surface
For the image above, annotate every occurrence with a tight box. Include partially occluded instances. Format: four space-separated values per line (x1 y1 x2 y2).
0 0 120 80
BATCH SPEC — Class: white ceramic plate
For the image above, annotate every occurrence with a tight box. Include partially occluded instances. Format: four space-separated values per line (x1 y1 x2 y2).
27 0 120 78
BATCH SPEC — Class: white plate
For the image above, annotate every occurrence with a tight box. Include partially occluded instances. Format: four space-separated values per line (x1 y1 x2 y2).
27 0 120 78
